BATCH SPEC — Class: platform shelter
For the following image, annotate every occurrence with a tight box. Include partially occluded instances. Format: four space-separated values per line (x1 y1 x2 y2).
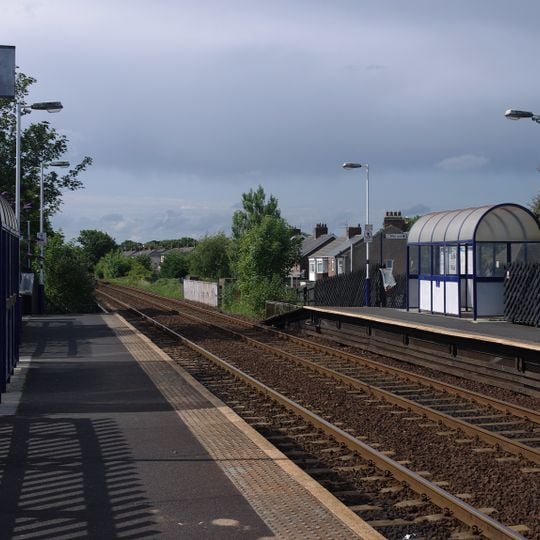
407 203 540 319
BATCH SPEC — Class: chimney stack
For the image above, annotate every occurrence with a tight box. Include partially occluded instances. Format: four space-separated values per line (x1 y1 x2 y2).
346 224 362 239
383 211 405 231
314 223 328 238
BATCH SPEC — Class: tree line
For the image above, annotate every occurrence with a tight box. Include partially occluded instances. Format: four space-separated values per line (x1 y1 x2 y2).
88 185 302 316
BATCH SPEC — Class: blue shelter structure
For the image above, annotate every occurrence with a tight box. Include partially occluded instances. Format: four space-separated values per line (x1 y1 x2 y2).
0 195 19 394
407 203 540 319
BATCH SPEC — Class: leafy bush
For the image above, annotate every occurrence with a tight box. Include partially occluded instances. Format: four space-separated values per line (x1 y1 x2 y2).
95 250 132 279
233 275 295 317
44 235 96 313
160 250 190 279
189 233 231 279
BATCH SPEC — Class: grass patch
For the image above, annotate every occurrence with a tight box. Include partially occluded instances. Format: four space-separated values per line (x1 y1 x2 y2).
109 277 183 299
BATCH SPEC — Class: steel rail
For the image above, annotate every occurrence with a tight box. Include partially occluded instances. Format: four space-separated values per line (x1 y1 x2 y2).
103 290 526 540
100 282 540 425
98 286 540 465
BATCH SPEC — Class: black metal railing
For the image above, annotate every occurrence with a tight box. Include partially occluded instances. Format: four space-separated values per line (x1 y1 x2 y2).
297 267 407 309
504 262 540 327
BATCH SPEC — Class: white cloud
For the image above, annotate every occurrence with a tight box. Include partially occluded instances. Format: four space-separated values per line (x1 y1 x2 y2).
436 154 490 172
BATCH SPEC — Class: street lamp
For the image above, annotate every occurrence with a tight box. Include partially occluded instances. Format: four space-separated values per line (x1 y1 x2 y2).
37 160 69 314
504 109 540 124
342 162 371 306
15 101 63 231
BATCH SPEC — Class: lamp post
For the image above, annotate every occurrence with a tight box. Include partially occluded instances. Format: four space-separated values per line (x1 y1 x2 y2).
15 101 63 231
504 109 540 124
342 162 371 306
38 160 69 314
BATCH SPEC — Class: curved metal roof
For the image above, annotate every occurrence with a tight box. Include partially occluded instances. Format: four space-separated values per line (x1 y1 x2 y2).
408 203 540 244
0 195 18 233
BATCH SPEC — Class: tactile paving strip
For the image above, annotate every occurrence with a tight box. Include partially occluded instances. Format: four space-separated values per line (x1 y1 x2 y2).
105 313 383 540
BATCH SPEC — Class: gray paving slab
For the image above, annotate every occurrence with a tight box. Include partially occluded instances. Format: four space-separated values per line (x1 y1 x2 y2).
1 314 274 539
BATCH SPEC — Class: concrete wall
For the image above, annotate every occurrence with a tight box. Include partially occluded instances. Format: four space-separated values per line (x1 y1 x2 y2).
183 279 219 307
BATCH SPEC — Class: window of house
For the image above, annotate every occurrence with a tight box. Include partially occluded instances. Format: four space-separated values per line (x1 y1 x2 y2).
316 258 326 273
309 260 315 274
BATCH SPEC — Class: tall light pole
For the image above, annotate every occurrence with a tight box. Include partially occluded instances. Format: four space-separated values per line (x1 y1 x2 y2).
37 160 69 314
15 101 63 231
342 162 371 306
504 109 540 124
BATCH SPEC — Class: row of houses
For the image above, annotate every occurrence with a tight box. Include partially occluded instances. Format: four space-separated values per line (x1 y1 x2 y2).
122 246 194 271
121 214 408 281
290 211 408 283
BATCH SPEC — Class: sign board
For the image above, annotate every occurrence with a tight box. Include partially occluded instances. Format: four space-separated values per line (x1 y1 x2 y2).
20 272 34 295
364 224 373 243
36 232 47 246
0 45 15 98
384 233 407 239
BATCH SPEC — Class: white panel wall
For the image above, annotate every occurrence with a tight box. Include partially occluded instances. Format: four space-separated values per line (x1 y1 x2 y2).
445 281 459 315
432 280 445 313
419 280 431 311
183 279 219 307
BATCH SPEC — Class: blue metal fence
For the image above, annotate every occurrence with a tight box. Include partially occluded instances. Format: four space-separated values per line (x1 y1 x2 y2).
0 195 20 396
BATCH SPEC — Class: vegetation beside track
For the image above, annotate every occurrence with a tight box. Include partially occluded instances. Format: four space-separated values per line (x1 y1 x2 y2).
104 277 184 300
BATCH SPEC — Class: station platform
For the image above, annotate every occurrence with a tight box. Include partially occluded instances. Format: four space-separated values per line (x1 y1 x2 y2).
313 307 540 348
0 313 382 540
270 306 540 352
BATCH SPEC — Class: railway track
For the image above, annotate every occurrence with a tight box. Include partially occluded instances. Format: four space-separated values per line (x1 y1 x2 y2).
98 283 540 464
97 283 539 538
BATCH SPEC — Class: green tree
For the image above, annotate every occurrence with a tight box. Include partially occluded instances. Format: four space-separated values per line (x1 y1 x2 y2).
231 185 280 241
234 214 301 314
44 234 95 313
230 187 300 314
236 215 300 279
189 233 231 279
95 250 132 279
127 258 153 281
160 250 190 279
133 254 152 271
77 229 117 266
403 215 421 232
119 240 143 251
0 74 92 238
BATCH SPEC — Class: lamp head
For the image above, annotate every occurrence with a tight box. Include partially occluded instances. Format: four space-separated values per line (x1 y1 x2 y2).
48 161 70 167
342 162 363 169
31 101 63 113
505 109 534 120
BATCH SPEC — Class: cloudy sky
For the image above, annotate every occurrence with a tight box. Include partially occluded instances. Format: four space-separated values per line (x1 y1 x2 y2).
2 1 540 242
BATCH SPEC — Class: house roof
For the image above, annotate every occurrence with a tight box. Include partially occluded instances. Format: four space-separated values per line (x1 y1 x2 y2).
124 249 165 258
300 233 336 257
163 247 195 255
327 234 364 257
309 237 346 258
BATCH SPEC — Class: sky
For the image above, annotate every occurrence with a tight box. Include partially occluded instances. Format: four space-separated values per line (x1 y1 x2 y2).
2 0 540 243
